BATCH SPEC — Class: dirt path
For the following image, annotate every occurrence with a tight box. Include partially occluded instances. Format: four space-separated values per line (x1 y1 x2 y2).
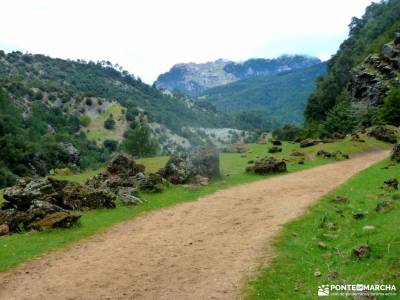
0 150 389 300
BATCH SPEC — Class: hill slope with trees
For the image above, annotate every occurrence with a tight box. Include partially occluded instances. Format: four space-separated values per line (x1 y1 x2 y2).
304 0 400 136
199 63 327 126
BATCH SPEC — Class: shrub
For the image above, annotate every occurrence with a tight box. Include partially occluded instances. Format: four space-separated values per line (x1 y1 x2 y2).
122 125 159 157
104 117 116 130
103 139 118 152
79 115 91 127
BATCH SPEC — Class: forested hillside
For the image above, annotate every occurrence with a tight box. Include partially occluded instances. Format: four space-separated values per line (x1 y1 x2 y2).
199 63 327 126
0 51 248 187
304 0 400 135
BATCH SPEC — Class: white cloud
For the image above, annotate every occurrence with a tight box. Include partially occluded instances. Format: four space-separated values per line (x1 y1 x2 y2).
0 0 374 83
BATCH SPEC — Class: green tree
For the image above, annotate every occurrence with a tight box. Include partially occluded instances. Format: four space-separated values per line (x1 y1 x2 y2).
379 86 400 126
323 99 357 134
122 125 159 157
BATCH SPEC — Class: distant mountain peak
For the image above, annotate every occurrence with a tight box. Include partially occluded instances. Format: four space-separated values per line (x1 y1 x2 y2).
155 55 321 96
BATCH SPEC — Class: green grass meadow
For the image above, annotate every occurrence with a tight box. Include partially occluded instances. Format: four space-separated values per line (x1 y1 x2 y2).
246 159 400 299
0 136 391 273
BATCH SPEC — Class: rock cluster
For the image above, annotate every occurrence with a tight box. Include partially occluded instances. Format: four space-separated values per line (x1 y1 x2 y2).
158 146 220 184
350 33 400 114
317 150 349 159
0 177 116 235
85 154 164 204
368 126 397 144
392 144 400 162
300 138 321 148
246 158 287 175
268 146 282 153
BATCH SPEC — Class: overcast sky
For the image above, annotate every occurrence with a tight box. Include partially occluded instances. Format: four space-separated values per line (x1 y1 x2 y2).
0 0 374 83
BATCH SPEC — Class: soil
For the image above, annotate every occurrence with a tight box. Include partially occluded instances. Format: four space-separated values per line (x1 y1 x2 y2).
0 150 389 300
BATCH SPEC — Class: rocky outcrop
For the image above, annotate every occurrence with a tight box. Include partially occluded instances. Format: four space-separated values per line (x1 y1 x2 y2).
368 126 397 144
381 43 400 69
349 34 400 113
158 146 220 184
56 142 80 168
350 70 388 107
0 177 111 234
3 177 115 211
246 158 287 175
86 154 164 204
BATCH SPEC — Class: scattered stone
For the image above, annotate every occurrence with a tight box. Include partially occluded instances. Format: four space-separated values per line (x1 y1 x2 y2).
333 195 349 203
392 144 400 162
363 225 376 231
322 252 332 259
326 222 338 231
327 271 338 280
352 244 370 259
351 133 365 142
352 212 366 220
384 178 399 190
375 200 394 212
300 138 321 148
314 271 322 277
256 139 267 145
268 146 282 153
317 150 333 158
290 151 304 157
368 126 397 144
0 224 9 236
318 242 327 249
332 132 345 139
272 140 282 146
246 158 287 175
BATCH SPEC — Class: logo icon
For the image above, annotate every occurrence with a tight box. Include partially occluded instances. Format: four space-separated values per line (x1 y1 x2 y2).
318 285 330 297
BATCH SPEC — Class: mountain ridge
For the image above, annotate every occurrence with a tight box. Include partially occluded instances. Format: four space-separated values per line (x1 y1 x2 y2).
155 54 322 96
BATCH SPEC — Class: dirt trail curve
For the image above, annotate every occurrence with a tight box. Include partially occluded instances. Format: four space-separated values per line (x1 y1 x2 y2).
0 150 389 300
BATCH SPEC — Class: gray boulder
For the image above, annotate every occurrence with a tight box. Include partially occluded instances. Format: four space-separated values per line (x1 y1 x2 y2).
368 126 397 144
246 158 287 175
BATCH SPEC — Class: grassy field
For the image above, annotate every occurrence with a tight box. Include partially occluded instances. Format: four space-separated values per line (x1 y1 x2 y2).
83 103 128 144
0 136 391 272
245 158 400 299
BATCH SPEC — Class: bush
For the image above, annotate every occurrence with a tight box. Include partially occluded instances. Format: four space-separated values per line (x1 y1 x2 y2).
103 139 118 152
273 124 305 141
379 86 400 126
104 117 116 130
79 115 91 127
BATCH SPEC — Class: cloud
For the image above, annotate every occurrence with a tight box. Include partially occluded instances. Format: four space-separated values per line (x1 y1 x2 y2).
0 0 374 83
